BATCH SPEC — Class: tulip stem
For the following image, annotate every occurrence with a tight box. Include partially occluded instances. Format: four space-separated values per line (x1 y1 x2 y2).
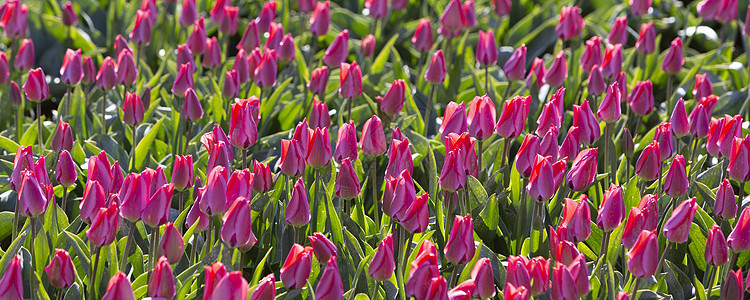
449 263 462 287
724 251 738 279
705 265 716 300
592 230 611 295
502 80 511 101
484 65 490 99
65 85 72 118
101 92 107 135
242 148 248 169
396 227 407 300
666 75 674 116
129 124 137 172
310 170 322 235
12 201 19 240
371 157 380 229
423 84 436 135
190 232 198 264
120 221 136 271
37 102 43 156
604 123 611 186
477 140 484 182
737 182 744 211
61 187 68 217
654 241 672 275
515 177 529 255
29 218 37 300
346 95 354 123
630 277 641 300
149 225 161 272
370 281 379 300
89 246 102 300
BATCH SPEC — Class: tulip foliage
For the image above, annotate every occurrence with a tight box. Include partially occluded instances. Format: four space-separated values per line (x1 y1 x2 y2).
4 0 750 299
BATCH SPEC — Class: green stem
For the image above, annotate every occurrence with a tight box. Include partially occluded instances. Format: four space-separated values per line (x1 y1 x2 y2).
630 277 641 300
484 65 490 99
705 265 716 300
666 75 674 116
12 199 19 240
371 157 380 229
37 101 43 156
449 263 462 287
654 241 672 275
30 218 37 300
61 187 68 217
190 232 199 264
724 250 739 279
130 124 137 172
604 123 611 186
424 84 436 135
515 177 529 255
120 221 136 271
370 281 379 300
477 140 484 182
89 246 102 300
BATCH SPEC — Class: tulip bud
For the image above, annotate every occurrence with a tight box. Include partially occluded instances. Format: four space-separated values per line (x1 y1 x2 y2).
203 262 228 300
601 43 623 79
559 196 591 243
714 179 737 219
177 0 198 26
188 18 207 54
635 141 661 181
369 234 395 281
537 127 558 161
662 38 684 74
280 138 306 177
286 178 311 227
49 121 73 153
504 282 529 300
44 249 75 289
449 279 474 300
309 1 330 36
237 21 261 53
663 155 688 198
496 95 531 139
0 254 22 299
544 51 568 87
265 22 284 51
690 103 711 138
60 48 83 86
556 6 584 40
467 258 495 298
250 274 276 300
356 116 386 157
219 6 239 35
361 34 376 58
323 30 349 67
621 208 644 249
157 223 185 264
598 82 622 123
255 49 278 88
251 161 273 193
171 63 195 96
229 99 259 149
580 36 602 73
440 149 467 193
95 56 117 90
203 37 222 69
698 0 720 19
572 100 600 145
626 229 659 278
629 0 651 14
308 66 329 95
313 257 343 299
101 272 135 300
565 148 598 191
53 151 77 188
716 0 738 23
467 94 496 141
334 158 361 200
439 0 467 38
503 44 526 81
178 88 203 122
728 207 750 252
628 80 654 116
305 127 332 168
281 244 313 289
527 155 560 202
14 39 34 72
339 61 363 99
307 232 337 264
276 33 295 63
23 68 49 102
668 99 690 138
721 270 744 300
148 257 176 299
87 202 120 246
424 50 447 84
379 79 405 117
606 16 628 45
728 135 750 182
551 263 577 299
221 197 256 249
525 57 546 89
142 183 174 228
476 30 498 66
662 197 697 244
412 19 434 53
634 22 657 55
60 1 79 26
385 137 414 179
445 214 475 264
745 7 750 36
597 184 624 232
705 224 729 266
80 180 106 223
130 9 152 46
587 67 605 98
333 122 358 163
406 264 440 299
122 92 144 125
200 166 229 216
653 122 675 160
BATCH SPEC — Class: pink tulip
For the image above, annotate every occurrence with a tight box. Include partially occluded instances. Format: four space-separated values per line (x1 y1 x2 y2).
221 197 257 249
130 9 152 45
728 206 750 252
661 38 684 74
365 0 387 19
309 1 330 36
308 66 329 95
544 51 568 87
61 1 78 26
627 230 659 278
280 244 313 289
559 196 591 243
23 68 49 102
308 232 337 263
630 0 652 15
336 158 361 200
715 179 737 219
580 36 602 73
361 115 387 156
324 30 349 67
334 121 358 163
476 30 498 66
572 100 600 145
717 0 738 23
188 18 207 54
379 79 405 117
101 272 135 300
556 6 584 40
60 48 83 85
635 140 661 181
148 257 176 299
401 193 429 233
467 94 496 140
597 184 624 232
254 49 278 88
412 19 434 53
601 43 622 79
339 61 363 99
286 178 311 227
209 271 248 300
250 274 276 300
496 95 531 139
728 135 750 182
203 262 227 300
636 23 656 54
425 50 447 84
157 223 185 264
440 149 467 192
663 197 697 243
705 224 729 266
664 155 689 198
670 98 690 138
653 122 674 160
14 39 34 71
525 58 546 89
606 16 628 45
369 234 395 281
621 208 644 249
439 0 467 38
87 202 120 246
439 101 469 143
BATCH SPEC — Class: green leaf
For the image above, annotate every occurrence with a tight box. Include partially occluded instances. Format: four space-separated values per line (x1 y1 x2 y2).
0 227 28 273
134 116 166 169
251 247 273 285
0 135 20 153
371 34 399 73
62 230 91 275
624 178 642 209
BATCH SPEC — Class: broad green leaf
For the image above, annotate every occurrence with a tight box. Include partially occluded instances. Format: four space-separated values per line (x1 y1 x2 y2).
371 34 399 73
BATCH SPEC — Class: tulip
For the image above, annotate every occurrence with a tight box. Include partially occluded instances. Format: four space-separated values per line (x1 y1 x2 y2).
188 18 207 54
0 0 27 38
200 166 229 215
513 135 540 178
364 0 387 19
597 83 622 123
253 49 278 88
719 115 743 158
621 208 644 249
219 6 239 35
221 197 256 249
385 138 414 179
729 135 750 181
281 244 313 289
559 127 581 160
229 100 259 150
42 249 75 290
312 257 343 299
265 22 284 51
628 80 654 116
148 257 176 299
536 102 562 138
0 53 8 85
384 170 416 220
229 51 250 85
0 254 22 299
461 0 476 28
565 255 589 298
14 39 34 71
503 44 527 81
601 43 622 79
626 229 659 278
466 95 496 141
142 183 174 228
50 121 73 153
556 6 584 40
177 0 198 26
55 151 77 188
379 79 405 117
286 178 311 227
79 180 106 223
496 95 531 139
715 179 737 219
97 272 136 300
717 0 738 23
550 263 577 300
406 265 440 300
115 51 138 86
663 155 688 198
203 262 228 300
728 207 750 252
308 66 329 95
23 68 49 102
565 148 597 191
359 115 386 156
412 19 434 53
580 36 602 73
202 37 222 69
130 9 152 45
308 232 337 263
87 202 120 246
250 274 276 300
662 38 684 74
721 270 743 300
60 48 83 85
544 51 568 87
537 128 558 161
369 234 395 281
336 158 361 200
446 132 478 175
280 138 306 177
445 214 475 264
572 100 600 145
323 30 350 67
597 184 624 232
693 73 713 102
333 121 357 163
250 0 273 32
424 276 449 300
248 161 271 194
706 117 728 157
439 101 468 143
206 271 247 300
157 223 185 264
238 22 261 54
662 197 697 244
631 196 657 234
628 0 651 14
59 1 78 26
306 127 332 168
122 92 144 125
635 22 656 54
476 30 498 66
449 280 474 300
698 0 722 20
635 141 661 181
668 98 690 138
96 56 117 91
526 155 557 201
526 57 546 89
398 192 428 233
704 224 729 266
558 196 591 243
180 88 203 122
690 102 711 138
275 33 295 63
440 149 467 193
438 0 467 38
309 1 330 36
653 122 675 160
186 194 209 232
171 63 195 96
425 50 447 84
504 282 529 300
607 16 628 45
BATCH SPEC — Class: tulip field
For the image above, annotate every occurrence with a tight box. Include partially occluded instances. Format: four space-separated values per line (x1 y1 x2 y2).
5 0 750 298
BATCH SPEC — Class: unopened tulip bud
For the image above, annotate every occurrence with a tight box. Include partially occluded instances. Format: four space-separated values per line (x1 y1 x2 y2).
412 19 434 53
369 234 395 281
424 50 447 84
663 197 697 243
662 38 684 74
280 244 313 289
476 30 498 66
